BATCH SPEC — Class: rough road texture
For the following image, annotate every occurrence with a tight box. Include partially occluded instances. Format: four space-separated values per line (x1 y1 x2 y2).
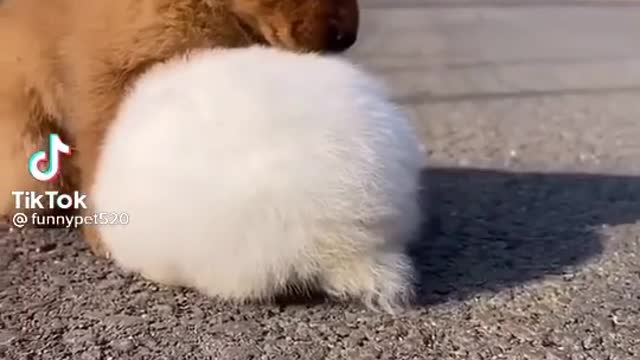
2 1 640 359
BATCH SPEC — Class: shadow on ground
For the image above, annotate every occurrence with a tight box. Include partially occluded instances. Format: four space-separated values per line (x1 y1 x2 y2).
410 166 640 305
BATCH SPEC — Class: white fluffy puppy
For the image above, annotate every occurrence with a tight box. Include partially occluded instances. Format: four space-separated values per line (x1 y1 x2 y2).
91 46 426 313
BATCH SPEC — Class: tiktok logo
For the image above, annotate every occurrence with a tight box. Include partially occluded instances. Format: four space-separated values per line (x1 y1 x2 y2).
28 133 72 182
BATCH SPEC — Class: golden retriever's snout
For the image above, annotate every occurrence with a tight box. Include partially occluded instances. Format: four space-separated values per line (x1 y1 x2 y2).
325 0 359 52
326 18 357 52
229 0 359 53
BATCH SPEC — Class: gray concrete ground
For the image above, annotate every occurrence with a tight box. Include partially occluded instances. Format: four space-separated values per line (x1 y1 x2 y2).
2 1 640 359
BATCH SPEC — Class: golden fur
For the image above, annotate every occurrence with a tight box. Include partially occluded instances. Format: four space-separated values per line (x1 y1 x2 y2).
0 0 359 256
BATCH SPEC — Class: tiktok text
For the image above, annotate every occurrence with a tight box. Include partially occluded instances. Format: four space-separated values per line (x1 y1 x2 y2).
12 190 87 210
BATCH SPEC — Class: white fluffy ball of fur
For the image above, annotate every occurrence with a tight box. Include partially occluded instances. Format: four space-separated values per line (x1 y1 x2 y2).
92 46 426 313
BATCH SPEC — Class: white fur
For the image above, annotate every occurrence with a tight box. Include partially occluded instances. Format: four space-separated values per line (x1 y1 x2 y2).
92 46 426 313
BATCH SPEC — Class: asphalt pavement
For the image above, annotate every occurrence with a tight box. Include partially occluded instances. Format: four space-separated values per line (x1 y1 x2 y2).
2 1 640 359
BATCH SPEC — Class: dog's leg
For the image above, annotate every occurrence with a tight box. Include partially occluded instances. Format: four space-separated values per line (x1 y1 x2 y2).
65 76 127 259
0 81 56 223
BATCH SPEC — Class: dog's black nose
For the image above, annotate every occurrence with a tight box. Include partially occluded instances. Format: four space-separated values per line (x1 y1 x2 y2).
326 24 357 52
